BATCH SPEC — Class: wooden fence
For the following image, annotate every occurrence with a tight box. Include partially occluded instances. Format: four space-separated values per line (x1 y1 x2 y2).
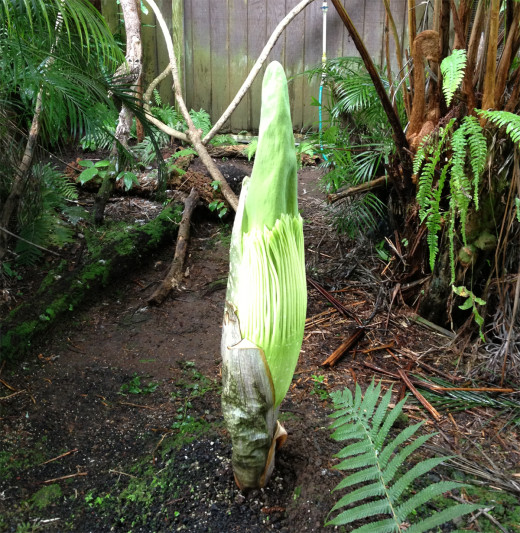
101 0 408 133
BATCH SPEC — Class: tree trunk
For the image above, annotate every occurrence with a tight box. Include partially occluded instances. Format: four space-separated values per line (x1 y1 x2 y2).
148 188 199 305
481 0 501 112
93 0 142 225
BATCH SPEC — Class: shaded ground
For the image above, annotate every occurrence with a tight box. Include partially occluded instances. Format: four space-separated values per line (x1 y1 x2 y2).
1 161 519 532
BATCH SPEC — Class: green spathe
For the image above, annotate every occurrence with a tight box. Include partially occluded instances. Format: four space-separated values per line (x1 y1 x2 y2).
235 213 306 406
241 61 299 234
225 61 306 407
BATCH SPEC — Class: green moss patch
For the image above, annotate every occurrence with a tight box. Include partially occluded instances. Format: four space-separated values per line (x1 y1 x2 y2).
30 484 63 510
1 206 182 362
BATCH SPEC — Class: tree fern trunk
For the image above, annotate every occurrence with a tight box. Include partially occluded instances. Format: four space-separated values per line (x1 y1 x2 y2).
481 0 500 112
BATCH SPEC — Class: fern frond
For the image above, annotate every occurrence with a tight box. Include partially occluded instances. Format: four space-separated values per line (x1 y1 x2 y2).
404 504 479 533
351 518 400 533
414 120 457 270
440 49 467 106
477 109 520 145
153 88 162 106
371 386 393 438
333 465 381 492
374 398 409 452
396 480 466 520
14 164 79 265
189 108 212 137
381 433 434 485
330 481 386 512
334 451 378 471
462 115 486 207
327 380 479 530
327 498 392 527
387 456 448 502
334 440 372 459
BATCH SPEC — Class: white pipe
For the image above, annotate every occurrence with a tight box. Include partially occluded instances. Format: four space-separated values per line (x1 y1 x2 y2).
322 0 328 65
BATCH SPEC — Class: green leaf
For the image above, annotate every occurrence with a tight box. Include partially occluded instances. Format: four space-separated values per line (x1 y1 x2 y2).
78 166 99 183
118 171 139 191
405 504 480 533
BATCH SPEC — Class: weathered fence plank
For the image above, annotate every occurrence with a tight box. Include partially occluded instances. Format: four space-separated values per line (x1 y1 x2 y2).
228 0 249 132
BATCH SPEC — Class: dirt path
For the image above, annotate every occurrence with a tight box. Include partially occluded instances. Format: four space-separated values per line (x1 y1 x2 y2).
1 166 346 532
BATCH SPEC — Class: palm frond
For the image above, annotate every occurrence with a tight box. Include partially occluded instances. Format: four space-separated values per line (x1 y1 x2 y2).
327 380 480 530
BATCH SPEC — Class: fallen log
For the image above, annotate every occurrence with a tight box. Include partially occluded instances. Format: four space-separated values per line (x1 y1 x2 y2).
206 144 249 159
1 206 182 363
327 176 389 204
398 368 441 421
148 188 199 305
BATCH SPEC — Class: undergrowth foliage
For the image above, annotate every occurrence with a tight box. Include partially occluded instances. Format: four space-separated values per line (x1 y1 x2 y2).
15 164 85 265
307 57 401 237
440 49 467 107
327 380 479 531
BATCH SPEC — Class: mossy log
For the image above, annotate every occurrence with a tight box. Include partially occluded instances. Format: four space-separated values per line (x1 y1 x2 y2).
0 206 182 362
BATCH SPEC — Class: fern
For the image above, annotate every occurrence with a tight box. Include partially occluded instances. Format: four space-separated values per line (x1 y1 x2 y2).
189 108 212 138
415 116 488 278
246 138 258 161
327 380 480 531
477 109 520 145
415 121 455 271
332 192 386 238
462 116 487 208
440 49 467 106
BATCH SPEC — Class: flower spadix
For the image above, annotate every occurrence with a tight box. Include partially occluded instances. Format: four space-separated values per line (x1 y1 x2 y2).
226 61 306 407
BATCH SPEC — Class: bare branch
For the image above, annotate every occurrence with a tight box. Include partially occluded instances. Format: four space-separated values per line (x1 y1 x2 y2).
144 0 239 211
141 62 189 144
202 0 316 145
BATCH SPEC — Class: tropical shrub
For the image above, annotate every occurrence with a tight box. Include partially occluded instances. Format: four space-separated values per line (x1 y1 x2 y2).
308 57 405 237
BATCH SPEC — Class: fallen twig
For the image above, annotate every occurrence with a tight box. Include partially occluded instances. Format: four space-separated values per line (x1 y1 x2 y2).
328 176 388 204
322 329 365 367
307 277 362 325
0 378 16 391
430 386 516 393
118 401 155 409
148 188 199 305
109 469 137 479
39 449 78 466
396 347 464 381
398 368 441 421
410 314 456 338
361 342 395 354
43 472 87 484
0 390 27 401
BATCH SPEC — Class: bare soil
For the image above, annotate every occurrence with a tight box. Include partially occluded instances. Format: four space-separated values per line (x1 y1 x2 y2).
1 160 518 532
